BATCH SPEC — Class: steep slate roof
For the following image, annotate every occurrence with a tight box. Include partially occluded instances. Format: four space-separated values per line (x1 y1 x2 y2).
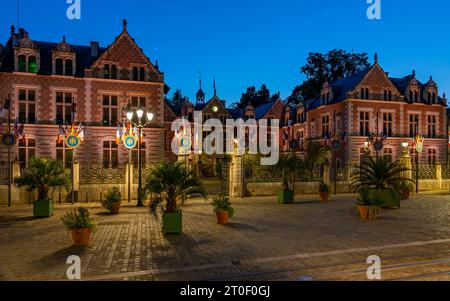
0 36 107 77
254 100 277 119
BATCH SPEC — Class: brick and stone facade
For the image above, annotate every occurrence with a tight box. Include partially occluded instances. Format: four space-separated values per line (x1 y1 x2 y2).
281 56 448 165
0 22 172 168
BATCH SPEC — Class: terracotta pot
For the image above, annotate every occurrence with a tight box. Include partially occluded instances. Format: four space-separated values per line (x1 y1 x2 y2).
401 191 411 200
216 210 229 225
358 205 369 219
320 192 329 202
111 201 121 214
71 228 92 246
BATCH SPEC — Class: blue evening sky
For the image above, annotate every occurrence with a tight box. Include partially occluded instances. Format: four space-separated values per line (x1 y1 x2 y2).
1 0 449 105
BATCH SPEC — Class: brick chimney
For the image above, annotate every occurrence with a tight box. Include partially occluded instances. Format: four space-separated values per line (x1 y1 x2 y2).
90 41 99 58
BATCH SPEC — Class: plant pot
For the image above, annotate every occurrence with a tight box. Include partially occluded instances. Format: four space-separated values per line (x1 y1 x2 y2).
365 188 400 209
111 201 121 214
71 228 92 246
319 192 329 202
358 205 369 219
33 200 53 218
215 210 229 225
400 191 411 200
162 211 182 235
277 189 294 204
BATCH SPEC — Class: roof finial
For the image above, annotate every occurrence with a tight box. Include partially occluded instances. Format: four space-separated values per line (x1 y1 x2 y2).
443 92 446 99
213 77 217 96
155 60 159 71
430 75 433 81
374 53 378 64
412 69 416 77
198 71 202 90
62 35 66 42
122 19 128 30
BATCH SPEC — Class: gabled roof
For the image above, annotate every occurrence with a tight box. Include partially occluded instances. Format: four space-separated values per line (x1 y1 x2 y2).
254 100 277 119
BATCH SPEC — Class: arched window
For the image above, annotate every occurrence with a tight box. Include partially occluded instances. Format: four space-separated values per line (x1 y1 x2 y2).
18 55 26 72
139 67 145 81
65 59 73 76
132 67 139 81
55 58 64 75
388 90 392 101
28 56 37 73
104 64 110 79
111 65 117 79
432 92 436 104
427 92 432 103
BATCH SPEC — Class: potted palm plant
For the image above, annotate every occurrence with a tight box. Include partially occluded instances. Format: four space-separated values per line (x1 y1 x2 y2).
211 195 234 225
275 154 302 204
145 161 207 235
61 207 96 246
350 156 413 209
319 182 329 202
102 187 122 214
14 157 70 218
355 198 382 220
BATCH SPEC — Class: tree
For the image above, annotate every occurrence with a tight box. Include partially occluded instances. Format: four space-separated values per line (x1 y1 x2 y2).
287 50 370 105
167 89 185 113
233 84 280 109
146 161 207 214
14 157 71 201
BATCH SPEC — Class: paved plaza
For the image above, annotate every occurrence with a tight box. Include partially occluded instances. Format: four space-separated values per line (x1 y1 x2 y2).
0 193 449 281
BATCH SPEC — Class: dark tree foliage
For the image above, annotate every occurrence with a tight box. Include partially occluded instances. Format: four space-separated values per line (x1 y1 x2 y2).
166 89 186 113
233 84 280 109
287 50 370 105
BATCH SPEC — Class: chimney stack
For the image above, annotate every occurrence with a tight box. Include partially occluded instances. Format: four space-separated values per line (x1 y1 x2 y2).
90 41 99 58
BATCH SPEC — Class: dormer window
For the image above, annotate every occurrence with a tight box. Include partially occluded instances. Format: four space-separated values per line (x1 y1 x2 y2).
111 65 117 79
55 58 64 75
139 67 145 81
104 64 110 79
65 59 73 76
28 56 37 73
384 89 392 101
361 87 369 100
132 67 139 81
17 54 37 73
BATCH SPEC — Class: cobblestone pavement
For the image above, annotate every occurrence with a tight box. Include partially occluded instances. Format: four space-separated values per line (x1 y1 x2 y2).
0 193 449 281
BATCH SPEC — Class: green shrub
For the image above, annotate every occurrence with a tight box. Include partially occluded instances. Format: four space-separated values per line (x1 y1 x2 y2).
211 196 234 218
102 187 122 212
319 182 329 193
61 207 96 231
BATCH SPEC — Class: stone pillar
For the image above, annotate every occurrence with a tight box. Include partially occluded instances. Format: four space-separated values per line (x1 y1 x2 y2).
73 161 80 191
125 163 134 201
322 164 330 184
399 152 412 180
230 154 244 198
436 164 442 191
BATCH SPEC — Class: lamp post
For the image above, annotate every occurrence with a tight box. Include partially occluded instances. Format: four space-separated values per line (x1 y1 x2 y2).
126 107 154 207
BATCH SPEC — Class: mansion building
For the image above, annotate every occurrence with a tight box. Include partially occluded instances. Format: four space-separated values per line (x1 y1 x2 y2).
0 22 175 169
281 55 448 165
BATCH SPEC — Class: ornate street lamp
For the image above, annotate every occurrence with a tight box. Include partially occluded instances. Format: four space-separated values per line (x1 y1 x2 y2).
126 106 154 207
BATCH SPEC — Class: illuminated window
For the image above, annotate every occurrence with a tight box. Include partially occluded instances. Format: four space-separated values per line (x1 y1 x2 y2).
18 55 26 72
18 89 36 124
102 95 118 126
28 56 37 73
